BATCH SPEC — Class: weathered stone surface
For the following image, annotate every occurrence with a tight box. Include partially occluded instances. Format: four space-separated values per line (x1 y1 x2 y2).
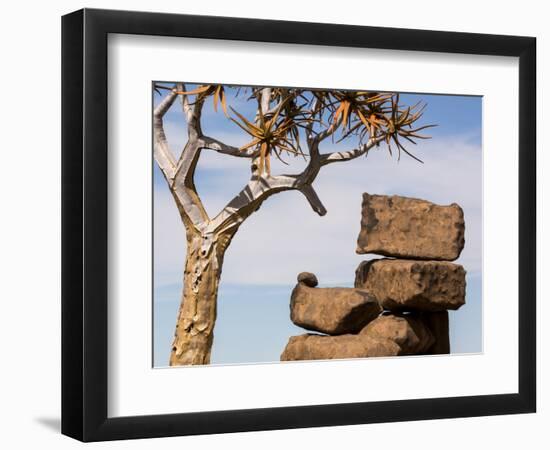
290 283 382 335
280 333 402 361
421 311 450 354
355 259 466 312
280 313 447 361
356 193 465 260
297 271 318 287
360 313 434 354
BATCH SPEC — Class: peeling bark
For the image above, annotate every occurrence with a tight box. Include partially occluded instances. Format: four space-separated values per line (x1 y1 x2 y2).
169 229 235 366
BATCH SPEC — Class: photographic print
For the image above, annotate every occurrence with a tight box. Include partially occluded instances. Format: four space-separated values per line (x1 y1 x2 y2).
61 11 535 440
152 82 482 367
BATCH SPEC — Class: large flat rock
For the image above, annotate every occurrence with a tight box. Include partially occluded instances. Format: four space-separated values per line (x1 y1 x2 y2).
280 313 436 361
355 259 466 312
290 282 382 335
356 193 465 260
280 333 402 361
360 313 434 354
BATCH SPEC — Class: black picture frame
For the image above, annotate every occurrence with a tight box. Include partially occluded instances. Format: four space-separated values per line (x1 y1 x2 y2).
61 8 536 442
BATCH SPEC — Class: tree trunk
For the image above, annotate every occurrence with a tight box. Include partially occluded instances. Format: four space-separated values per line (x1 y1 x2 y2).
169 229 233 366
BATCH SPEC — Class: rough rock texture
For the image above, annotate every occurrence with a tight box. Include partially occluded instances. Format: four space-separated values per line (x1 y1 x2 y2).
280 333 402 361
421 311 450 354
355 259 466 312
360 313 435 354
297 271 318 287
356 193 465 260
290 283 382 335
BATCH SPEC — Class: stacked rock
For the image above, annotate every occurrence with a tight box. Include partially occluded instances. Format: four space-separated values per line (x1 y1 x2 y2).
281 193 466 362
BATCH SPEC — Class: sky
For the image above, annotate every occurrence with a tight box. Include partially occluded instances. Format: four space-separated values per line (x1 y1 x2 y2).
152 85 482 367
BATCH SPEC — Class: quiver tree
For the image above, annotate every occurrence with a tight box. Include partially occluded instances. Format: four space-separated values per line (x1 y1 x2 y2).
153 83 433 366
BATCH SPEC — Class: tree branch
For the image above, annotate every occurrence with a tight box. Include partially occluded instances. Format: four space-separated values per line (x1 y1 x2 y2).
172 88 210 227
306 95 344 147
260 87 272 114
153 85 209 229
299 184 327 216
153 88 178 182
200 135 256 158
319 138 380 166
248 88 273 177
179 84 193 123
172 82 205 184
208 174 299 234
175 82 202 140
314 123 338 144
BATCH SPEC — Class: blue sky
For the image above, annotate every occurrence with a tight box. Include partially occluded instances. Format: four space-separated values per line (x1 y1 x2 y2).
152 85 482 367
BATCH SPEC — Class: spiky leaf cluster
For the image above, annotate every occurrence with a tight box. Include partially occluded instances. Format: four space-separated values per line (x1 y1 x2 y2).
171 84 434 174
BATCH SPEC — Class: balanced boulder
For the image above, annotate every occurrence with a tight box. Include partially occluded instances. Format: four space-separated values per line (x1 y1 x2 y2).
296 271 318 287
355 259 466 312
360 313 434 354
290 281 382 335
356 193 465 260
280 333 402 361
